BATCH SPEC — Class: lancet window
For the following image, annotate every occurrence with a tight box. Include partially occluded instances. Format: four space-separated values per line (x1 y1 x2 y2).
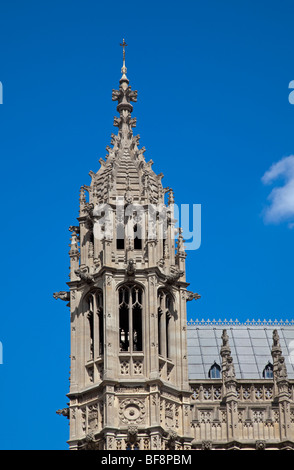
119 285 143 353
85 290 104 360
158 290 173 359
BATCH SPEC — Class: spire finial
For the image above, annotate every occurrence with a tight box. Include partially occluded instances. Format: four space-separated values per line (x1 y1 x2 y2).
120 38 128 76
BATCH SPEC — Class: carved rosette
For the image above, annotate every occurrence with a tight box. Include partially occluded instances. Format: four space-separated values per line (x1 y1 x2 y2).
119 398 146 424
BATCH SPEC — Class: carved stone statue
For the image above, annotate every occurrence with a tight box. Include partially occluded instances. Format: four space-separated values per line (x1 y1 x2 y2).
277 356 288 380
273 329 281 348
225 355 236 380
126 259 136 276
176 228 185 254
221 329 229 348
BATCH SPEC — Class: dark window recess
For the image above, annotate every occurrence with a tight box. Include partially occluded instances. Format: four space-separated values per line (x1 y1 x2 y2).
117 223 125 250
208 361 221 379
263 362 273 379
87 310 94 359
119 304 129 351
133 224 142 249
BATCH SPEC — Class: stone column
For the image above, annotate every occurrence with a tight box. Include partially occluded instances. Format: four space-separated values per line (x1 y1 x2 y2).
220 330 239 442
103 273 117 380
271 329 283 399
276 355 291 441
225 376 238 442
220 329 231 398
148 274 159 379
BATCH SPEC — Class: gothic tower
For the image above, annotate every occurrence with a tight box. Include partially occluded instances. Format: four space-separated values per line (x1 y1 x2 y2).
55 43 294 451
55 42 196 450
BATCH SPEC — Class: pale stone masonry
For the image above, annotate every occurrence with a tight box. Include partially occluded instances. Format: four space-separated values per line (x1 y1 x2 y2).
55 47 294 450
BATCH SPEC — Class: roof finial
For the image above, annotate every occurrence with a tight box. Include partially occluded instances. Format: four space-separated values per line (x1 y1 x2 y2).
120 38 128 78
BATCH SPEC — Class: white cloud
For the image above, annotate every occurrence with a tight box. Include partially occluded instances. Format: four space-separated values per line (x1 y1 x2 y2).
261 155 294 226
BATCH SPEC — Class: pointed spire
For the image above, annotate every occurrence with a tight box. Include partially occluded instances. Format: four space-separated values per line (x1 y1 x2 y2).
112 40 137 115
91 41 164 206
120 38 128 83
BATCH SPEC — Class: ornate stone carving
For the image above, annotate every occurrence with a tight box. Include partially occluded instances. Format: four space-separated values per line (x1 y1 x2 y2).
126 258 136 276
84 432 97 450
120 360 129 375
165 266 184 284
127 425 138 443
119 398 146 424
74 267 94 283
56 407 69 418
166 430 177 449
53 291 70 301
273 329 281 349
186 291 201 301
88 405 98 431
202 440 212 450
133 360 143 375
277 356 288 380
225 355 236 380
256 440 266 450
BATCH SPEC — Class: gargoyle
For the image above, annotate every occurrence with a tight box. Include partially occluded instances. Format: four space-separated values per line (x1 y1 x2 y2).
165 266 184 284
74 268 94 283
186 291 201 301
56 407 69 418
53 291 70 301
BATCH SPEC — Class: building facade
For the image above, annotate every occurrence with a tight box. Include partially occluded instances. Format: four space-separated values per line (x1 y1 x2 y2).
55 47 294 450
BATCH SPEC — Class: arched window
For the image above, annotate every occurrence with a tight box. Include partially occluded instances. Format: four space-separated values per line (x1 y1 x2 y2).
119 285 143 352
262 362 273 379
158 290 173 359
208 361 221 379
85 290 104 360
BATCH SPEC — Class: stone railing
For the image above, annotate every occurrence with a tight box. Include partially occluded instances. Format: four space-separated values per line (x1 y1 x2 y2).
187 318 294 326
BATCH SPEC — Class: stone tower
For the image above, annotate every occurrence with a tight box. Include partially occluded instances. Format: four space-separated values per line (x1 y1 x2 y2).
55 42 197 450
55 43 294 451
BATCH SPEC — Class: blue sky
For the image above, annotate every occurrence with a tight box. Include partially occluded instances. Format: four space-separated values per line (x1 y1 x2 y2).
0 0 294 449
